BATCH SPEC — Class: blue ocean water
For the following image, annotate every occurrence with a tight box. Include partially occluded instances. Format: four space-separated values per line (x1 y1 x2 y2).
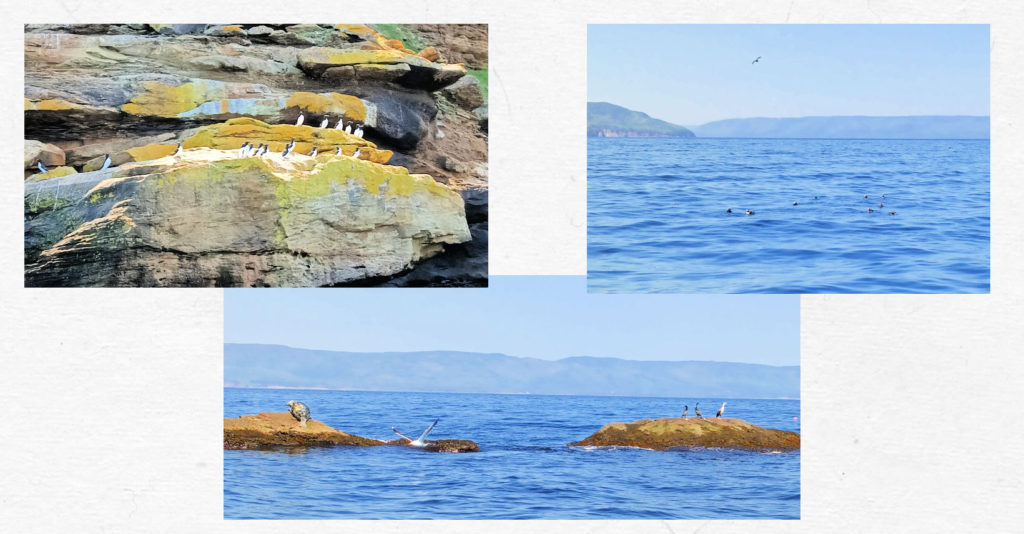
588 138 990 293
224 388 800 519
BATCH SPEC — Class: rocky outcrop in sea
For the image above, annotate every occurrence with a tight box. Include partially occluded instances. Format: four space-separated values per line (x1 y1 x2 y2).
24 24 487 287
569 417 800 451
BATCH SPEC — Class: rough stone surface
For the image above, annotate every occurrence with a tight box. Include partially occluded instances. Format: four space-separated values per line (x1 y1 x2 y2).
224 411 479 453
569 417 801 451
24 140 65 169
24 145 470 287
24 24 487 287
441 75 485 111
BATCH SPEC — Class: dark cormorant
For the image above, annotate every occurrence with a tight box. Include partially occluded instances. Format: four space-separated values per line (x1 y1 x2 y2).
752 56 762 64
682 405 688 418
695 403 703 419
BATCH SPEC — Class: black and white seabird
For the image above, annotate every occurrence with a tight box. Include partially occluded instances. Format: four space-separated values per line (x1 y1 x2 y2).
752 56 762 64
319 117 329 129
682 405 688 418
716 402 727 418
335 145 341 156
282 143 292 158
814 196 818 200
745 209 754 215
336 119 345 130
36 160 48 173
344 123 353 134
889 211 896 216
793 201 798 206
100 154 112 170
286 400 311 427
310 146 318 157
172 143 182 156
238 142 250 157
864 194 869 199
354 125 364 138
392 419 440 447
726 208 732 214
295 112 304 126
695 403 703 419
867 208 874 213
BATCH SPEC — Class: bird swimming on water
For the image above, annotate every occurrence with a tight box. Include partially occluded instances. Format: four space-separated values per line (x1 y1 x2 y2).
726 208 732 214
889 211 897 216
36 160 48 173
295 112 304 126
716 402 727 418
682 405 688 418
867 208 874 213
695 402 703 419
793 201 798 206
745 209 755 215
286 400 311 427
100 154 112 170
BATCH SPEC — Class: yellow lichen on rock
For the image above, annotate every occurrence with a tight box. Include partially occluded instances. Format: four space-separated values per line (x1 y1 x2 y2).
278 157 453 201
126 143 179 162
300 47 427 67
29 166 78 181
284 92 367 122
25 98 84 111
182 118 389 162
121 80 227 117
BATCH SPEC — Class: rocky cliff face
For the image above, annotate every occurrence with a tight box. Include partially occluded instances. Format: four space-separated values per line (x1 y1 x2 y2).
24 24 487 286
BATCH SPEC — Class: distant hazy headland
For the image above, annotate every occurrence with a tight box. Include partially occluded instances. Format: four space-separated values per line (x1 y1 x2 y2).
587 102 990 140
587 102 695 138
225 343 800 398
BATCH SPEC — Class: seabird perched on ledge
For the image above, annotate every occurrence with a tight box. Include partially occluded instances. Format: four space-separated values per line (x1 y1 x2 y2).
716 402 727 418
345 123 353 134
100 154 112 170
352 148 361 159
336 119 345 130
681 405 688 418
695 402 703 419
36 160 48 173
295 112 304 126
335 145 341 156
319 117 329 129
354 125 364 138
282 143 293 158
172 143 182 156
238 142 250 157
286 400 311 427
310 146 318 158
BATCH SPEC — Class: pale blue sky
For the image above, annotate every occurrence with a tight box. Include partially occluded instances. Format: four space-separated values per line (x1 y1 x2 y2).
588 24 990 126
224 276 799 366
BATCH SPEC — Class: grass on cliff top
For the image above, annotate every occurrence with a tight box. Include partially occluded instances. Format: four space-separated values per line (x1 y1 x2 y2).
468 67 488 103
372 24 428 52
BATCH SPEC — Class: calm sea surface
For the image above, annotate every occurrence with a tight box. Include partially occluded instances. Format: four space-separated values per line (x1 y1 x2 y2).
588 138 989 293
224 388 800 519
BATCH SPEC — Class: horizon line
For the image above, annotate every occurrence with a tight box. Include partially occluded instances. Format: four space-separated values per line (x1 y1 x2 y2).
224 341 801 368
223 384 801 401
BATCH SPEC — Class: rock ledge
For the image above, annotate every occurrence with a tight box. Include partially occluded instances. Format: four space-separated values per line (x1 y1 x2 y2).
568 417 800 451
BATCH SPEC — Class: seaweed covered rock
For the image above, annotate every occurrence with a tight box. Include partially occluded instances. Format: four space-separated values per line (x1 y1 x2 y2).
24 144 470 287
569 417 800 451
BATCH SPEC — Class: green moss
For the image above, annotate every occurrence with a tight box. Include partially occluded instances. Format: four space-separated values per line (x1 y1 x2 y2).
468 67 488 103
371 24 428 52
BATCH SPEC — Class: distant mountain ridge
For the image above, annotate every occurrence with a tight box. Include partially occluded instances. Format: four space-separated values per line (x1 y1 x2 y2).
224 343 799 399
587 102 696 138
691 115 990 139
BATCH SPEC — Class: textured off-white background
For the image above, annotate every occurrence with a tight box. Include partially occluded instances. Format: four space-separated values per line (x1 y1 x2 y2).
2 0 1023 532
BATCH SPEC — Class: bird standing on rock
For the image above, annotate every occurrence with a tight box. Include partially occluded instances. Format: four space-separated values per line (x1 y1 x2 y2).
310 146 318 157
286 400 311 427
354 125 364 138
344 124 353 134
296 112 304 126
695 402 703 419
100 154 112 170
36 160 48 173
319 117 329 129
352 148 361 159
682 405 688 418
716 402 727 418
336 119 345 130
172 143 182 156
